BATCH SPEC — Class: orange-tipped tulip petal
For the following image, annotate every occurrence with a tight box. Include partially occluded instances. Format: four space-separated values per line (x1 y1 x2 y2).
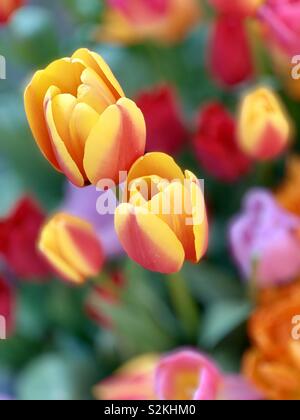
39 213 104 284
237 87 291 161
24 49 146 187
115 153 208 274
115 203 185 273
84 98 146 185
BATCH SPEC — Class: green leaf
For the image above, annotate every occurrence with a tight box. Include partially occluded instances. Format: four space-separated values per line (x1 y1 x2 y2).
99 301 176 354
0 159 24 216
184 263 245 303
199 300 252 349
123 260 178 337
16 354 87 400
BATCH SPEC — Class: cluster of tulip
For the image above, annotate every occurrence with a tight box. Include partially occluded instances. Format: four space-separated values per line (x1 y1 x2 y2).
24 47 209 279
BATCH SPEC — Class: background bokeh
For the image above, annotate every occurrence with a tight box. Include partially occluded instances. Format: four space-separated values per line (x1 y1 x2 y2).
0 0 300 400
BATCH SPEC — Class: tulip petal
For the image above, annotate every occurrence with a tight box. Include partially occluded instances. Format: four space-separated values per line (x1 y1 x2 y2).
69 103 99 161
115 203 185 273
84 97 146 185
80 67 116 108
185 170 208 262
146 181 197 262
126 153 185 196
24 70 61 170
24 58 86 171
44 58 86 95
155 350 221 400
72 48 125 100
44 86 85 187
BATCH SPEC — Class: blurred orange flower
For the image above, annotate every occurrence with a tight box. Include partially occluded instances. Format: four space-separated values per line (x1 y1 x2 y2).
98 0 201 45
243 280 300 400
277 157 300 216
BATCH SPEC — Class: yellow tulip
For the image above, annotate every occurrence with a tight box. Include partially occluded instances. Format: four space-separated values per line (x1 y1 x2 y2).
94 354 159 400
237 87 291 160
114 152 208 274
24 48 146 187
39 213 104 284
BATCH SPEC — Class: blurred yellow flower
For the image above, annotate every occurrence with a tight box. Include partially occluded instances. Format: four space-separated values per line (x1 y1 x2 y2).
237 87 291 160
24 48 146 187
94 354 159 400
39 213 104 284
97 0 201 45
114 152 208 274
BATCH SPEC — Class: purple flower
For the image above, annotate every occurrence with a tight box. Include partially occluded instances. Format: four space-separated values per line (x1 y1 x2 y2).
61 182 122 258
229 189 300 287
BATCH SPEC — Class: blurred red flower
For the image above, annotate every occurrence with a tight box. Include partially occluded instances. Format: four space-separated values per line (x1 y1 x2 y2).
194 102 252 182
86 271 125 329
0 197 51 280
0 0 24 25
0 277 15 336
209 15 254 87
136 85 188 155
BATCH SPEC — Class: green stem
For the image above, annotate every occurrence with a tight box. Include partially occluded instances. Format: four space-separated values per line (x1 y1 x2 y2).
167 272 200 342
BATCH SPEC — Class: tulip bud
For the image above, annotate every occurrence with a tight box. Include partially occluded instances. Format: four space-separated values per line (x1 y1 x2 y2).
194 102 252 182
237 87 291 160
209 15 254 87
114 153 208 274
136 85 188 155
39 213 104 284
24 48 146 187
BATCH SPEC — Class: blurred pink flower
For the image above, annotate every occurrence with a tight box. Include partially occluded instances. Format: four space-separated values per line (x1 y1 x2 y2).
156 349 261 400
107 0 169 24
258 0 300 56
229 189 300 287
96 349 262 400
155 350 221 400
